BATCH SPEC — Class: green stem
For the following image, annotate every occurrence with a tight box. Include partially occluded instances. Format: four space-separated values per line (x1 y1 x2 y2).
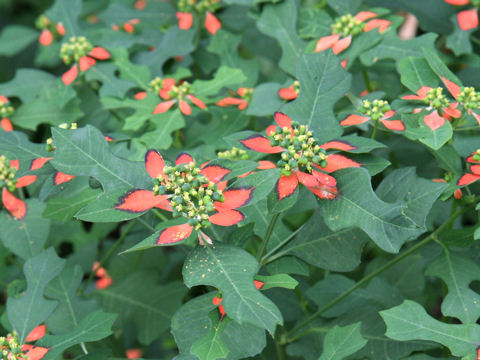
256 213 280 262
285 203 476 341
152 208 169 222
260 226 302 265
274 338 287 360
371 119 379 140
362 69 373 93
78 220 137 296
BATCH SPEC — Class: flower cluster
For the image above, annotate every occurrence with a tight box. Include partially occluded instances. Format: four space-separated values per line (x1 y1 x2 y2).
176 0 221 35
35 14 65 46
153 80 206 115
115 150 253 245
60 36 110 85
444 0 479 30
216 87 252 110
341 99 405 131
239 112 360 200
0 155 18 192
153 161 225 230
0 95 14 132
0 326 49 360
217 147 249 161
315 11 390 54
279 80 300 101
458 149 480 186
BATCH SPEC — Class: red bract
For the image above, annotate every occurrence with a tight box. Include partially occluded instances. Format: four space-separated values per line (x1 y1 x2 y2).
238 112 361 200
341 99 405 131
36 14 65 47
112 19 140 33
21 325 50 360
444 0 479 30
92 261 113 290
402 82 461 131
150 79 206 116
176 1 222 35
60 37 111 85
216 87 252 110
1 157 40 220
458 150 480 186
278 80 299 101
315 12 391 55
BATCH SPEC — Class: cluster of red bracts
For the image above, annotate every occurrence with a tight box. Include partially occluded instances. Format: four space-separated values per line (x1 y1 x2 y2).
216 87 251 110
458 151 480 186
39 23 65 46
341 110 405 131
314 11 391 55
62 46 111 86
238 112 361 201
92 261 113 290
176 11 221 35
403 76 480 131
114 150 254 245
1 325 50 360
444 0 479 30
112 19 140 33
212 280 264 319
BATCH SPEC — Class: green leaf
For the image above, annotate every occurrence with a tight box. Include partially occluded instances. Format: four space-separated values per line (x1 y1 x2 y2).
85 63 135 98
100 271 187 344
0 130 49 164
360 32 437 66
281 209 368 271
318 168 420 253
43 178 102 222
380 300 480 359
45 0 82 37
0 69 56 102
402 112 453 150
326 0 362 15
50 125 150 193
425 250 480 324
208 30 259 86
376 167 448 229
255 274 298 290
37 310 117 360
171 292 266 359
446 17 473 56
298 8 332 38
138 109 186 149
98 1 175 27
110 47 151 89
0 200 51 260
318 323 367 360
422 47 462 84
7 248 66 343
282 51 351 143
192 66 247 98
246 83 284 117
399 56 439 92
183 243 283 335
190 312 229 360
229 168 280 207
256 0 306 75
0 25 38 57
44 265 98 334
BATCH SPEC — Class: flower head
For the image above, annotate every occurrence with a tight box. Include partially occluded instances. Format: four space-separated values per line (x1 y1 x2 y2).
0 95 14 132
177 0 221 35
315 11 391 54
35 14 65 46
152 79 206 116
0 326 49 360
341 99 405 131
238 112 361 200
458 149 480 186
216 87 252 110
60 36 110 85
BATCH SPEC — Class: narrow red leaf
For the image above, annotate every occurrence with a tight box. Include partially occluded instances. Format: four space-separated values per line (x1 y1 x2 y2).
441 76 461 99
10 159 19 170
276 174 298 200
306 184 338 200
274 112 292 129
314 34 341 53
145 149 166 179
25 325 46 342
312 170 337 187
187 94 206 109
205 12 221 35
278 86 297 100
215 187 254 210
444 0 469 4
381 119 405 131
179 99 192 115
89 47 110 60
240 134 284 153
2 188 27 219
319 140 356 151
332 35 352 54
156 223 194 245
355 11 377 22
200 164 231 183
39 29 53 46
54 171 75 185
15 175 37 188
134 91 147 100
296 171 318 188
153 100 176 114
364 19 391 33
216 97 244 106
176 152 194 165
257 160 276 170
24 346 49 360
322 154 361 173
340 114 369 126
30 157 53 170
458 173 480 186
56 22 66 35
457 8 479 31
1 118 13 131
115 189 171 213
423 111 446 131
209 209 244 226
79 56 96 71
176 12 193 30
62 65 78 86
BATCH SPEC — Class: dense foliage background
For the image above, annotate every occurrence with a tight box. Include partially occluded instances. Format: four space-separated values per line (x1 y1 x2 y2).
0 0 480 359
